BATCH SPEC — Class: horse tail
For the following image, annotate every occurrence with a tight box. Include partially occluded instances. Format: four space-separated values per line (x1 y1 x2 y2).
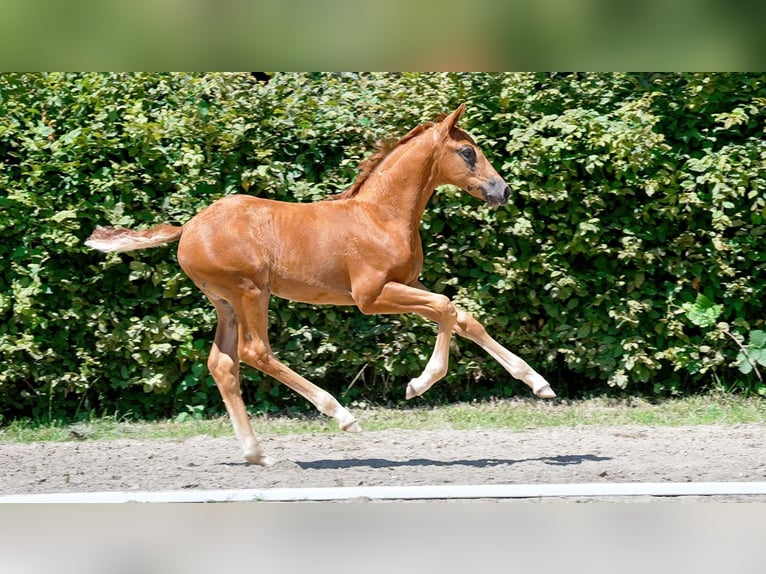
85 223 184 253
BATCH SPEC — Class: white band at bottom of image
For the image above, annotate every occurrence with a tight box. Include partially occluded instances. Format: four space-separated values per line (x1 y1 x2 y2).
2 482 766 503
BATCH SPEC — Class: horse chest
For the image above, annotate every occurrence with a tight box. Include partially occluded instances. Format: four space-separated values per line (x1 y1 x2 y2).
355 227 422 265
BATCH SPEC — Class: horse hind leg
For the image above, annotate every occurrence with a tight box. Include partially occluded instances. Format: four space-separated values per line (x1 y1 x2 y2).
233 287 362 434
454 309 556 398
207 296 274 466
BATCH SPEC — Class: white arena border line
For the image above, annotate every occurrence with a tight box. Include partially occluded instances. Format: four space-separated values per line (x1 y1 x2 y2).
2 482 766 503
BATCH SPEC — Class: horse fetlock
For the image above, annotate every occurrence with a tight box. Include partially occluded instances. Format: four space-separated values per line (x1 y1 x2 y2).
407 359 447 399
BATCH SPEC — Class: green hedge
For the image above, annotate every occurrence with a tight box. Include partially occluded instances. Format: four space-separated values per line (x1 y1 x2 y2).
1 73 764 422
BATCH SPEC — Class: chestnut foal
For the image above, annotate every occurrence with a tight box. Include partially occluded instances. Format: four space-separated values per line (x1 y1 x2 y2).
86 104 555 465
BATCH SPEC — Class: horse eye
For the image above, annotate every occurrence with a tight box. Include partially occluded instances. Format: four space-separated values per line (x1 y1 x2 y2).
459 146 476 162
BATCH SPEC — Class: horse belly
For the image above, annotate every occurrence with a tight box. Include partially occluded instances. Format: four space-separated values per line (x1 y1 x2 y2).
270 276 355 306
268 256 355 305
272 287 355 306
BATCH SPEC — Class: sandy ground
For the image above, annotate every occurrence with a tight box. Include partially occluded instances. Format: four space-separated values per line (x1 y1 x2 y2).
2 423 765 501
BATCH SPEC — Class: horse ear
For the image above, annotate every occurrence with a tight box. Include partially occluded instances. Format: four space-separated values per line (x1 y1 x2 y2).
441 103 466 130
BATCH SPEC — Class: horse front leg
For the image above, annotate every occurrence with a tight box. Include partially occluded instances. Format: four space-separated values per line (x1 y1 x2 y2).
355 281 458 399
454 309 556 398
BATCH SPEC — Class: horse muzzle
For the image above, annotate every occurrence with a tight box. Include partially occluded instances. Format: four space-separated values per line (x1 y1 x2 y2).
482 177 511 207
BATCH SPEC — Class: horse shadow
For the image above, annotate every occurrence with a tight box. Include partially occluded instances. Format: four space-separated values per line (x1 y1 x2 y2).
292 453 611 470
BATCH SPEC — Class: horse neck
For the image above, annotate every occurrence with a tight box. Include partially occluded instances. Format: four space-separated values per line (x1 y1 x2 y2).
356 133 442 226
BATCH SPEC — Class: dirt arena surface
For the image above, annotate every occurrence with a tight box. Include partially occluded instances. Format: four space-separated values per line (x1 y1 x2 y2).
2 423 765 501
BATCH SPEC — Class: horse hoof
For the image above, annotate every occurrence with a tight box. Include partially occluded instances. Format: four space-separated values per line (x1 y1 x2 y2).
245 453 275 467
534 384 557 399
405 382 420 400
343 420 362 433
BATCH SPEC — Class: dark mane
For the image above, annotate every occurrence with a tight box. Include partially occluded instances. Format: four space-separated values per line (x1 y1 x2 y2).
327 120 438 201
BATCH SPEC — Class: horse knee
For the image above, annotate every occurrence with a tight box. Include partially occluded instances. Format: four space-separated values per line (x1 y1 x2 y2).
432 295 457 325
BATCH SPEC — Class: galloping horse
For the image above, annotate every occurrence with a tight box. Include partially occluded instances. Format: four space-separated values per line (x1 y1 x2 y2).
86 104 555 465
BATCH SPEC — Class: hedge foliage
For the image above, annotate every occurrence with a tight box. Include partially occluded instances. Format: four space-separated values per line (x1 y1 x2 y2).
1 73 765 422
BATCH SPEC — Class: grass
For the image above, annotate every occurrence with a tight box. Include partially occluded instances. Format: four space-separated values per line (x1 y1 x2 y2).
1 394 764 444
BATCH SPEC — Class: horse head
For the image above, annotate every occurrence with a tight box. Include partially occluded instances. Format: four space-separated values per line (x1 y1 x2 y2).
434 103 510 208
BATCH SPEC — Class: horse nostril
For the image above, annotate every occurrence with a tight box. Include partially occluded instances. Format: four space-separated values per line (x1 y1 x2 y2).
503 186 510 202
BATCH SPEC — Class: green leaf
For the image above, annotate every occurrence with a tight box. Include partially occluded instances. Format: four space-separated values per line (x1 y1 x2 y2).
681 294 723 328
748 330 766 349
750 349 766 368
737 353 753 374
50 209 78 222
